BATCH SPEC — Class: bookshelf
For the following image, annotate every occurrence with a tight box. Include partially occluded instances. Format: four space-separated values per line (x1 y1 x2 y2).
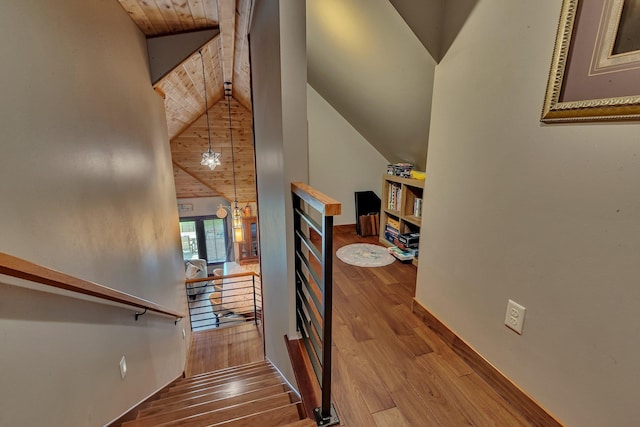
379 174 424 265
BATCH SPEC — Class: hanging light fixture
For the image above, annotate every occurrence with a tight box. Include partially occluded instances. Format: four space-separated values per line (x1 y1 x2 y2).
198 49 221 170
214 82 244 243
225 81 244 243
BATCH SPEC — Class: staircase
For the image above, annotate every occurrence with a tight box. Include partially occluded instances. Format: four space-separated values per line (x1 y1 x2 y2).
119 360 315 427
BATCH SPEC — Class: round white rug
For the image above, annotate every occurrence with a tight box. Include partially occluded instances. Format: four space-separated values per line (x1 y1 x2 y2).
336 243 395 267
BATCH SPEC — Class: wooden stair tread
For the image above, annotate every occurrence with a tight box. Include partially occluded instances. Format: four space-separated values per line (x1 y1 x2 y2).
186 360 267 379
160 372 281 400
126 385 292 427
152 392 298 427
281 419 317 427
181 361 269 383
210 402 303 427
149 376 287 408
132 383 290 423
167 366 277 392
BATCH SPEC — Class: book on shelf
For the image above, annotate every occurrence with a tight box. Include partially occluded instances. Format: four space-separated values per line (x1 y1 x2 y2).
387 183 402 211
386 217 400 230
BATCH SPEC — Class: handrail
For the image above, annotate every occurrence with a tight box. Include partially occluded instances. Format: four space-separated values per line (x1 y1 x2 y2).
291 182 341 216
291 182 341 426
0 252 185 320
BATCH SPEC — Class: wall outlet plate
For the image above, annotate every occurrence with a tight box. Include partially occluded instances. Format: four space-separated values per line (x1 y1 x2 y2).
505 299 526 334
119 356 127 379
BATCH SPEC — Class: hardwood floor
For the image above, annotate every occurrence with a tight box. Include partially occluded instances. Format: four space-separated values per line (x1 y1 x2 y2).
185 225 533 426
330 226 532 426
185 323 264 376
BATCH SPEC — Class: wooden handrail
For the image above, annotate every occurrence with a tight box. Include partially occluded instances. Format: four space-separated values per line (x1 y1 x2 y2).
0 252 185 320
291 182 342 217
184 271 259 284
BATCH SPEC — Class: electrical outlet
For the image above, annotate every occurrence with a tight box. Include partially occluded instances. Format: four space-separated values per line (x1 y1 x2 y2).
505 299 526 334
119 356 127 379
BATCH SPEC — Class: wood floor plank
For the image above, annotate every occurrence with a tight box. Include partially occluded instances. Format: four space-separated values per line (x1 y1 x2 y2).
372 407 411 427
333 345 395 414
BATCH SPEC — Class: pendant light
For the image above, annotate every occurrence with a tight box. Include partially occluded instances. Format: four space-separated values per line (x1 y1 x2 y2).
225 81 244 243
198 49 221 170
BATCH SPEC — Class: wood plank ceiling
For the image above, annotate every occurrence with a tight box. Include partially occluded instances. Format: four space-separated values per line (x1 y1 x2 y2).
117 0 255 202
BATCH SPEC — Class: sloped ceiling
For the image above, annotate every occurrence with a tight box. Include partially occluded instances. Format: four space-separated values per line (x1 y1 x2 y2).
170 97 256 203
389 0 480 62
116 0 255 201
307 0 437 171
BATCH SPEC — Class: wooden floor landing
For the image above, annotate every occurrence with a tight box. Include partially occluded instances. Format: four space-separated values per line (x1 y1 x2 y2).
185 322 264 377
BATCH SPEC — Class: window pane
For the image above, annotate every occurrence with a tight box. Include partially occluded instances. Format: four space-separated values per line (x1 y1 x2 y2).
204 218 227 263
180 221 198 261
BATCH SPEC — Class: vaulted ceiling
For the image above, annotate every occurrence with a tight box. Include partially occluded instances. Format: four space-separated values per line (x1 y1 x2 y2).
116 0 255 202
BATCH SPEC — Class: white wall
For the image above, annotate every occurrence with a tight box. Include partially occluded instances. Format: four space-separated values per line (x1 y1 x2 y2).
178 197 231 219
0 0 186 425
250 0 308 385
417 1 640 425
307 84 390 225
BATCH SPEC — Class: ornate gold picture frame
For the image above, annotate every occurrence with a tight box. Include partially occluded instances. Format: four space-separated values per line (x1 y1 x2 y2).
542 0 640 123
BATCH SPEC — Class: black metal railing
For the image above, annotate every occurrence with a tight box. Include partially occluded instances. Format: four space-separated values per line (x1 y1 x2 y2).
185 272 261 332
291 182 341 427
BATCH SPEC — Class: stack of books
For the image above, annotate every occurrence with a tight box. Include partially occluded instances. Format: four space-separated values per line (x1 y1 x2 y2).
384 217 400 244
386 163 414 178
387 246 414 261
394 232 419 258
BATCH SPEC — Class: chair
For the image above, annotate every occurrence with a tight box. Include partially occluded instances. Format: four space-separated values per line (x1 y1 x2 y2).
185 259 208 300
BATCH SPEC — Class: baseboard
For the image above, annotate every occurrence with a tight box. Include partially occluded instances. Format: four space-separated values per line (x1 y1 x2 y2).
411 298 563 427
333 224 356 232
284 335 321 420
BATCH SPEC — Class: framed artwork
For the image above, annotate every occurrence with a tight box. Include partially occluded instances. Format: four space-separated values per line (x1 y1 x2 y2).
541 0 640 123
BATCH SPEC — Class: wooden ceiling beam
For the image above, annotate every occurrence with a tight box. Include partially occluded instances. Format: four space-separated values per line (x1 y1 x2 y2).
217 0 237 86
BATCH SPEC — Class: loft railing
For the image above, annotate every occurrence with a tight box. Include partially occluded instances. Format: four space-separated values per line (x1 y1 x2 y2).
290 182 341 427
184 272 262 331
0 252 185 321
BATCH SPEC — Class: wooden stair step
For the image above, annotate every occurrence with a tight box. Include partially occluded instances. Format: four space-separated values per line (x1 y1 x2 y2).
153 392 298 427
182 361 269 383
212 402 304 427
160 372 281 399
187 361 267 378
124 384 292 427
149 376 286 409
281 419 317 427
136 383 289 419
168 365 277 392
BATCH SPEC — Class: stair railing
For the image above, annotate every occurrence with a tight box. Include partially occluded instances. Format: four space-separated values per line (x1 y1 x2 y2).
0 252 185 322
184 271 262 330
291 182 341 427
